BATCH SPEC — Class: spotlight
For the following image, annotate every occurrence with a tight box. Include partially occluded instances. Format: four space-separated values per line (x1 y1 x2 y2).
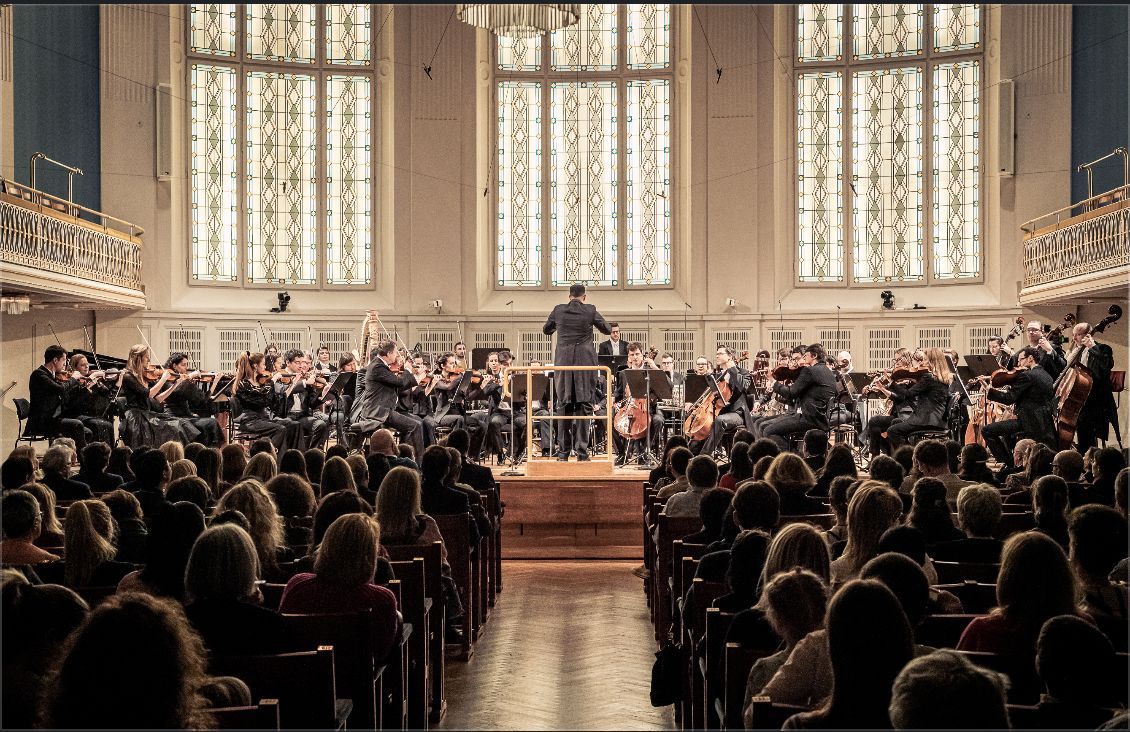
880 290 895 310
725 298 737 307
271 291 291 313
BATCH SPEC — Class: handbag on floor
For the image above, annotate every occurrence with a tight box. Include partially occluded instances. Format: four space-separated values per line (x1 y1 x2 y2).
649 635 684 707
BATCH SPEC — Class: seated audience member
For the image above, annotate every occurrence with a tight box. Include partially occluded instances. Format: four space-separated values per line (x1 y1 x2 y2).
42 592 233 728
712 529 771 613
829 482 903 584
908 477 964 545
166 476 211 514
1050 449 1086 504
249 437 276 458
117 502 206 601
811 445 857 498
108 446 134 484
39 500 133 588
76 443 123 494
266 473 318 549
957 443 997 486
877 526 960 613
995 437 1035 485
764 452 823 515
719 442 753 490
168 459 197 483
859 552 933 647
892 445 915 476
664 455 720 518
774 580 914 729
8 446 39 475
220 444 248 487
899 439 971 505
214 479 293 581
325 443 349 461
1086 446 1126 507
741 569 828 728
304 448 326 489
752 455 774 481
183 442 205 463
278 449 309 481
39 445 91 502
184 524 284 655
99 489 148 565
21 482 65 549
655 447 693 500
0 490 60 566
398 444 415 462
649 436 689 487
2 455 35 492
1033 615 1123 728
1005 444 1054 496
1 578 89 729
301 488 390 582
320 455 358 495
278 514 400 661
687 480 782 587
1113 467 1127 518
242 451 277 485
747 437 781 465
212 510 252 533
159 440 185 465
821 476 854 546
346 454 373 503
683 487 734 546
1068 504 1129 651
930 484 1003 563
444 446 491 524
365 453 391 499
130 449 173 520
868 454 905 492
801 429 828 474
446 428 494 493
1031 474 1071 551
944 439 961 474
957 531 1081 656
191 446 223 498
370 429 418 470
888 650 1009 730
419 446 473 519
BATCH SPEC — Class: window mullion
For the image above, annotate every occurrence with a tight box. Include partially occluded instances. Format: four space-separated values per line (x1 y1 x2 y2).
843 11 853 287
315 6 326 288
542 52 551 290
236 5 248 286
618 3 628 290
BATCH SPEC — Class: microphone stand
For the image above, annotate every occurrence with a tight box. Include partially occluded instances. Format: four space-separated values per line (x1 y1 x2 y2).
502 371 522 475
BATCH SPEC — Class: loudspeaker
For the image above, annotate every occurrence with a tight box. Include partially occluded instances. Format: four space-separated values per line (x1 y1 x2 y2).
998 78 1015 178
156 82 173 181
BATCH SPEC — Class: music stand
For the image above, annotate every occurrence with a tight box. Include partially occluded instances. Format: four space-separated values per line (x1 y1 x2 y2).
965 354 1002 378
684 374 709 404
326 370 356 398
210 374 236 401
848 372 874 394
956 365 975 385
621 368 671 468
598 354 628 372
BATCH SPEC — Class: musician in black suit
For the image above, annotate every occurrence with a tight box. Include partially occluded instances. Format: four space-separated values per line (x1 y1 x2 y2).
543 284 613 461
612 343 666 465
356 340 425 459
598 323 629 358
982 346 1057 465
695 345 753 457
1067 322 1117 451
60 353 115 446
27 345 88 453
1008 320 1066 379
760 343 838 450
274 350 330 450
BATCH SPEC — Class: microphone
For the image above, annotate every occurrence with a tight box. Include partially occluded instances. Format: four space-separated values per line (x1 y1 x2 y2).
505 300 514 306
684 302 692 310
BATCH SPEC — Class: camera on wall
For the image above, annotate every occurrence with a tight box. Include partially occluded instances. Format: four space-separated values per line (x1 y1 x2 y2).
271 291 291 313
880 290 895 310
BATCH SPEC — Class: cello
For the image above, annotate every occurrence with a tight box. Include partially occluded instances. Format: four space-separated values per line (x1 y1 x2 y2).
682 350 749 441
613 346 659 440
1053 305 1122 449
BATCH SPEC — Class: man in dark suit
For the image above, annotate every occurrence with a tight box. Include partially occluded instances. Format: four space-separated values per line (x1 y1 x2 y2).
356 341 425 458
1008 320 1067 379
543 284 612 461
598 323 629 358
27 345 88 454
695 345 753 457
1068 322 1117 450
760 343 838 450
983 346 1057 466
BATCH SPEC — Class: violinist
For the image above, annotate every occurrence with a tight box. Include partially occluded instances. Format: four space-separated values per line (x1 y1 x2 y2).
429 352 469 437
694 345 753 458
231 352 303 453
60 353 115 445
1007 321 1066 379
1067 322 1116 450
117 344 200 447
760 343 837 451
400 354 437 447
263 342 280 373
981 346 1057 467
355 340 425 459
750 349 798 433
866 347 952 451
467 352 509 463
613 343 666 466
26 345 89 453
987 336 1011 369
273 349 331 450
161 353 224 446
313 345 338 374
326 352 359 445
862 348 915 457
453 341 468 370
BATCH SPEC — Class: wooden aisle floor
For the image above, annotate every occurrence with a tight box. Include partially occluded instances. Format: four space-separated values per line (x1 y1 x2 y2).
437 560 676 730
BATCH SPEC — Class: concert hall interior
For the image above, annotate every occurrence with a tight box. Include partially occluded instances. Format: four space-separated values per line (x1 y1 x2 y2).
0 4 1128 731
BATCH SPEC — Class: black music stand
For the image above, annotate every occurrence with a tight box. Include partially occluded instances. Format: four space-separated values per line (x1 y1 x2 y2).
326 370 356 398
965 354 1002 378
598 354 628 372
684 374 709 404
956 365 975 385
848 372 874 394
620 368 671 469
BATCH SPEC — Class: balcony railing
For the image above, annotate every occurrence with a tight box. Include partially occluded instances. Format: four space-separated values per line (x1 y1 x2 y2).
0 178 144 293
1021 184 1129 292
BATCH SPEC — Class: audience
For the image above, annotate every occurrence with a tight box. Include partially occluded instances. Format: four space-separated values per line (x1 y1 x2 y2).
764 453 823 515
36 499 131 588
1087 447 1126 507
1031 474 1071 551
1068 504 1129 651
829 482 903 583
183 442 205 463
907 476 963 545
1004 443 1054 496
888 650 1009 730
320 455 358 495
811 445 857 498
1 455 35 491
304 447 326 489
117 501 206 601
655 447 693 499
213 479 292 581
191 446 224 498
99 489 148 564
220 444 248 486
898 439 970 506
0 489 60 566
419 446 472 518
664 455 720 518
159 440 185 465
130 449 172 519
347 453 375 503
1034 615 1123 727
266 473 317 546
76 442 123 494
956 443 997 486
683 487 734 545
242 451 277 484
713 529 771 612
822 475 854 546
40 445 92 501
891 445 914 476
868 454 905 492
108 446 135 483
165 475 211 513
278 448 309 481
930 483 1003 563
719 442 753 490
21 482 65 548
801 429 828 474
168 458 198 482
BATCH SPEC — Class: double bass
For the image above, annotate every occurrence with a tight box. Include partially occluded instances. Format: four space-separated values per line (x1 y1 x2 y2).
1053 305 1122 449
682 350 749 441
613 346 659 440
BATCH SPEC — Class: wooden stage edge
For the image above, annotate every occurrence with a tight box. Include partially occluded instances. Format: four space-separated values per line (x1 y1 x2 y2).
492 463 649 560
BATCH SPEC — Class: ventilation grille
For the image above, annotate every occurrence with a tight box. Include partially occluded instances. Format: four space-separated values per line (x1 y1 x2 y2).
769 330 806 356
315 331 354 362
168 328 203 368
713 330 751 357
622 329 650 348
268 329 306 356
966 325 1004 360
418 329 456 359
218 330 254 371
868 327 905 370
663 330 696 370
917 326 954 351
519 331 553 364
817 329 852 355
474 332 507 350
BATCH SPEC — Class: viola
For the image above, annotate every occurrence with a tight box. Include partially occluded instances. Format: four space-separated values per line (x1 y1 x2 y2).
988 367 1026 389
771 364 805 383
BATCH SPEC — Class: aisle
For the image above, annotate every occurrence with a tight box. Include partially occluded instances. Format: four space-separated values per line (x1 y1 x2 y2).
437 560 675 730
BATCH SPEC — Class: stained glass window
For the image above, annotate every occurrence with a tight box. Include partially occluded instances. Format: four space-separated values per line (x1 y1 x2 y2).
188 5 380 287
496 4 672 289
795 4 982 284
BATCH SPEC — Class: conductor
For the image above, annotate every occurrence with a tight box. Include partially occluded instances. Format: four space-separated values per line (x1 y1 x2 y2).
543 283 613 461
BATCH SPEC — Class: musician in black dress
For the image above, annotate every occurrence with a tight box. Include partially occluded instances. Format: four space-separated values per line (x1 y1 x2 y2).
862 348 916 457
1067 322 1117 451
427 352 469 440
231 352 303 453
695 345 753 457
981 346 1057 466
761 343 838 451
27 345 89 452
117 345 200 447
326 352 359 445
612 343 666 465
868 347 952 450
60 353 115 446
1008 320 1066 379
161 353 224 446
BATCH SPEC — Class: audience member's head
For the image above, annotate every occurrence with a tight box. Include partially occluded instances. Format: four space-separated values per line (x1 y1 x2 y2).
213 479 284 575
369 429 398 457
184 524 260 604
165 476 210 513
191 447 222 495
314 513 381 587
312 490 373 547
1032 474 1069 530
764 452 817 494
686 455 720 490
839 482 903 579
1115 468 1128 518
1036 614 1119 707
182 442 205 463
101 489 143 525
1052 449 1085 483
892 445 915 476
374 467 423 541
444 447 464 485
957 442 995 483
908 476 959 540
135 449 171 490
2 489 42 542
995 531 1079 642
80 442 112 475
8 445 39 473
732 429 755 448
446 428 472 457
821 445 858 483
63 499 118 587
726 443 754 483
140 501 207 600
249 437 276 458
346 454 370 493
1024 444 1056 485
1093 447 1127 485
732 480 780 532
421 445 452 486
326 443 349 461
2 579 88 674
41 445 73 480
266 473 317 519
278 449 309 481
944 439 961 474
760 521 831 587
859 551 930 628
803 429 829 460
320 455 357 494
668 447 693 478
108 446 134 481
889 650 1009 730
304 448 326 485
221 444 248 485
869 454 905 491
398 444 415 462
828 475 854 526
725 529 771 600
159 440 185 465
697 488 734 540
1068 504 1128 585
242 451 277 484
747 438 781 464
955 483 1001 538
20 482 63 537
752 455 775 481
761 568 827 648
911 439 950 477
877 525 929 569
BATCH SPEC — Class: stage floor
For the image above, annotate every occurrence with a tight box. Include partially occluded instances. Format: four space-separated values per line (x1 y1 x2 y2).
491 463 648 560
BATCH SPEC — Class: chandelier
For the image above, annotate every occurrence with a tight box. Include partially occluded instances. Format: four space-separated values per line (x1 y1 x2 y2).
455 4 581 39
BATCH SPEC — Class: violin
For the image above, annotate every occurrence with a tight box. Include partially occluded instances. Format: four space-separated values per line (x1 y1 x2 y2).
988 367 1026 389
771 364 805 383
888 365 929 383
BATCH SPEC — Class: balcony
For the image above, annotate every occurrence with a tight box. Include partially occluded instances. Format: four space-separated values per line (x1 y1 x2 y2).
0 178 145 309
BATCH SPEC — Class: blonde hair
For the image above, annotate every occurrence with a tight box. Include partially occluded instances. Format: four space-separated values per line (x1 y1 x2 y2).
160 441 185 464
185 524 260 603
20 482 63 535
764 452 817 494
243 452 277 484
126 343 152 380
314 513 380 586
375 467 422 541
923 347 953 385
838 482 904 579
214 479 285 575
762 568 828 645
64 499 118 587
760 521 832 589
169 459 197 482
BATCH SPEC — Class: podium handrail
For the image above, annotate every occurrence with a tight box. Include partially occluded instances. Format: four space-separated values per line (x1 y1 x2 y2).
504 365 614 461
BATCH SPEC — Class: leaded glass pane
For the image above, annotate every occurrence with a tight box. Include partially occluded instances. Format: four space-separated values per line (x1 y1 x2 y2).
626 79 671 286
550 81 618 286
851 67 924 283
551 3 617 72
498 35 541 71
498 81 543 287
627 4 671 70
797 4 843 62
798 72 844 283
933 4 980 52
326 75 372 285
190 64 238 282
246 72 318 285
932 60 979 279
326 4 372 65
852 4 923 60
246 4 316 63
190 4 237 57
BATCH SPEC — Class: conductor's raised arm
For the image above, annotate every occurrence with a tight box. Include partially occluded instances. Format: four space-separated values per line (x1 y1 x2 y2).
543 305 559 336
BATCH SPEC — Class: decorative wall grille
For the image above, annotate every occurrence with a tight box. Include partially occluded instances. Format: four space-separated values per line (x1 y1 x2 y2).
519 331 554 364
769 329 806 356
662 330 696 370
418 329 457 359
917 326 954 350
474 332 508 350
868 327 905 370
268 329 305 355
817 328 852 355
315 330 354 361
713 330 751 357
966 324 1005 358
168 328 204 368
218 329 254 371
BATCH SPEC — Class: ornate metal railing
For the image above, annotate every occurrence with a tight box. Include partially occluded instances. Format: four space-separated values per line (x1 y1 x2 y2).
0 179 144 292
1021 185 1129 290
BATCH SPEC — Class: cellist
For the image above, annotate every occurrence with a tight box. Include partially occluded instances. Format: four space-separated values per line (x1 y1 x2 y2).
981 346 1057 468
1067 322 1116 451
612 343 665 466
693 345 753 458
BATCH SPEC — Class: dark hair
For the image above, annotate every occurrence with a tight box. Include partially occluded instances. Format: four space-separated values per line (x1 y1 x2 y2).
211 509 251 533
945 439 961 473
1016 345 1040 361
821 445 858 483
859 551 930 627
139 502 206 601
686 455 719 489
908 476 960 543
698 487 734 539
627 341 643 354
958 443 996 484
446 428 471 455
312 490 373 546
165 476 210 513
338 352 356 370
221 444 248 485
420 445 451 486
726 529 771 601
278 449 309 481
805 343 826 363
868 455 905 491
101 489 143 523
2 456 35 492
876 525 928 570
326 444 349 461
828 475 854 520
663 435 689 453
732 480 780 532
376 340 397 357
135 450 170 489
398 444 415 461
2 489 41 539
266 473 317 519
1068 504 1128 580
747 438 781 464
182 442 204 465
1094 446 1127 482
732 429 755 447
191 447 222 495
283 348 303 365
726 443 754 483
304 449 326 485
668 446 693 476
366 453 391 493
44 345 66 363
1024 445 1056 485
249 438 276 458
892 445 914 475
1037 614 1118 706
108 447 134 482
913 439 948 470
2 581 89 683
81 442 112 473
164 352 189 370
569 283 586 298
804 429 828 456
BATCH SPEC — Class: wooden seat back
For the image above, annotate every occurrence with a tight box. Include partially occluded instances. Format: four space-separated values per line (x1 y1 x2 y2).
654 513 703 639
933 560 1000 584
748 697 812 730
258 582 286 612
208 646 344 730
916 613 982 649
994 511 1035 539
720 643 769 730
703 607 739 726
932 581 997 614
432 513 475 660
209 699 281 730
383 541 446 722
672 541 707 612
778 513 835 531
389 558 430 730
957 650 1041 704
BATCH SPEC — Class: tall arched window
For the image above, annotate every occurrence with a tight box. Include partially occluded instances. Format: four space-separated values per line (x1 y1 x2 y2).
188 4 376 287
795 4 982 285
495 4 673 289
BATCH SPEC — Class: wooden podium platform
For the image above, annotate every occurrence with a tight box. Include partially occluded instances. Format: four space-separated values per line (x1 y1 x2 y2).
522 455 615 478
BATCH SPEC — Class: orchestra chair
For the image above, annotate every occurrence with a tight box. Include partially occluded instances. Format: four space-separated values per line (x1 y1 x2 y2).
228 395 283 449
12 398 50 450
906 392 965 445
